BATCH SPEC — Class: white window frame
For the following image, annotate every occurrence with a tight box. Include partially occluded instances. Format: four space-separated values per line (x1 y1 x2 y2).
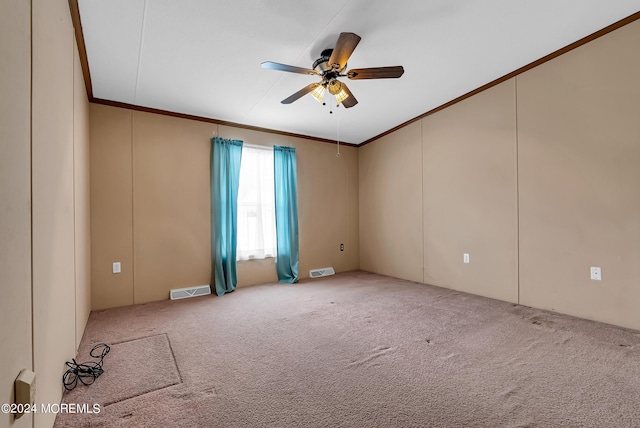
236 144 277 261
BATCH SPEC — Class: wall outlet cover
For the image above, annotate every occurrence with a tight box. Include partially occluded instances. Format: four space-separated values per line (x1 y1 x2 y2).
15 368 36 417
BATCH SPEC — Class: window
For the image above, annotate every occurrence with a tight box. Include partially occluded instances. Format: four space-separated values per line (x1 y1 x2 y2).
236 145 277 261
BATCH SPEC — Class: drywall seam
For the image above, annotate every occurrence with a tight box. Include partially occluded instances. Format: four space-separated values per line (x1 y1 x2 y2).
131 110 136 304
420 118 425 284
514 77 521 305
72 29 78 350
30 0 35 372
133 0 147 104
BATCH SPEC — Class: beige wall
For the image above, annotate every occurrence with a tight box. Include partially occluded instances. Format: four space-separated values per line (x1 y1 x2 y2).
74 39 92 347
0 0 33 427
90 108 359 309
90 106 134 309
0 1 91 427
31 0 92 426
422 80 518 302
359 122 423 283
289 135 359 279
134 112 212 303
32 1 76 425
359 19 640 330
517 20 640 329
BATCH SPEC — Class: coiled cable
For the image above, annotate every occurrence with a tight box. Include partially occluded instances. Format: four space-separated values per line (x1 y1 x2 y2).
63 343 110 391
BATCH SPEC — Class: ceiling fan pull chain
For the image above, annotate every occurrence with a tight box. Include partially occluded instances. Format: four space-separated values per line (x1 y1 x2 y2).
336 115 341 158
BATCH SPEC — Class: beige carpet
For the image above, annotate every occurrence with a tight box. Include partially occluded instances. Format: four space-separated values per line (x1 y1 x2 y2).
61 333 181 407
55 271 640 427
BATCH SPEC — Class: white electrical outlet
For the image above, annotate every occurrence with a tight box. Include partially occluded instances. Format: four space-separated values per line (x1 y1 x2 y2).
590 266 602 281
113 262 121 274
463 253 470 264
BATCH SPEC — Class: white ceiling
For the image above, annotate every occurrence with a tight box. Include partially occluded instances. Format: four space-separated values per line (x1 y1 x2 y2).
78 1 640 145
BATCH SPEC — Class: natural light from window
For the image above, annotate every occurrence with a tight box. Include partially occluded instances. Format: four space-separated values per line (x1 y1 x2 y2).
236 145 277 261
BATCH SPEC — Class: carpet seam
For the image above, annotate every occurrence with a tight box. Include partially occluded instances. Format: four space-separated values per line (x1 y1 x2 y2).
95 332 184 408
101 332 183 408
108 332 169 346
103 381 181 408
165 333 184 383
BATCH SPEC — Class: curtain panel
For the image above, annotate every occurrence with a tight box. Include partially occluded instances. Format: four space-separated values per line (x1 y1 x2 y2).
273 146 300 283
211 137 243 296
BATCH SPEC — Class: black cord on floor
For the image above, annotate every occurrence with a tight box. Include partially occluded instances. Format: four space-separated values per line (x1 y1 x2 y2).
63 343 111 391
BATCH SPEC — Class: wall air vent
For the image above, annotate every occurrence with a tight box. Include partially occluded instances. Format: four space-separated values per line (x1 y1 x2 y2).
170 285 211 300
309 267 336 278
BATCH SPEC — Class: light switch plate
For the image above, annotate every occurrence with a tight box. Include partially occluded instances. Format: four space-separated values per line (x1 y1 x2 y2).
113 262 121 274
463 253 470 264
590 266 602 281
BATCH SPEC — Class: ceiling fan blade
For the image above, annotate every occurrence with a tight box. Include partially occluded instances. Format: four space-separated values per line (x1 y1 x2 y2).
347 66 405 80
328 32 361 70
261 61 318 76
281 83 320 104
340 82 358 108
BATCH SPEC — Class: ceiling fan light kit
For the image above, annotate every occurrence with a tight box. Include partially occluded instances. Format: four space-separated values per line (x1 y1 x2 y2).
261 32 404 109
334 88 349 104
310 83 326 103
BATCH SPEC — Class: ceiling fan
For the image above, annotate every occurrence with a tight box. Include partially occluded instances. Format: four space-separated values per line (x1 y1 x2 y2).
261 32 404 109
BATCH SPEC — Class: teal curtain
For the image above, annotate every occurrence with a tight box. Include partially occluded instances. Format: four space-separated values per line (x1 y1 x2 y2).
211 137 243 296
273 146 299 283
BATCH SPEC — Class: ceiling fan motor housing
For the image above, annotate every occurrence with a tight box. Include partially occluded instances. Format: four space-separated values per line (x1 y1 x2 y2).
313 49 346 78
